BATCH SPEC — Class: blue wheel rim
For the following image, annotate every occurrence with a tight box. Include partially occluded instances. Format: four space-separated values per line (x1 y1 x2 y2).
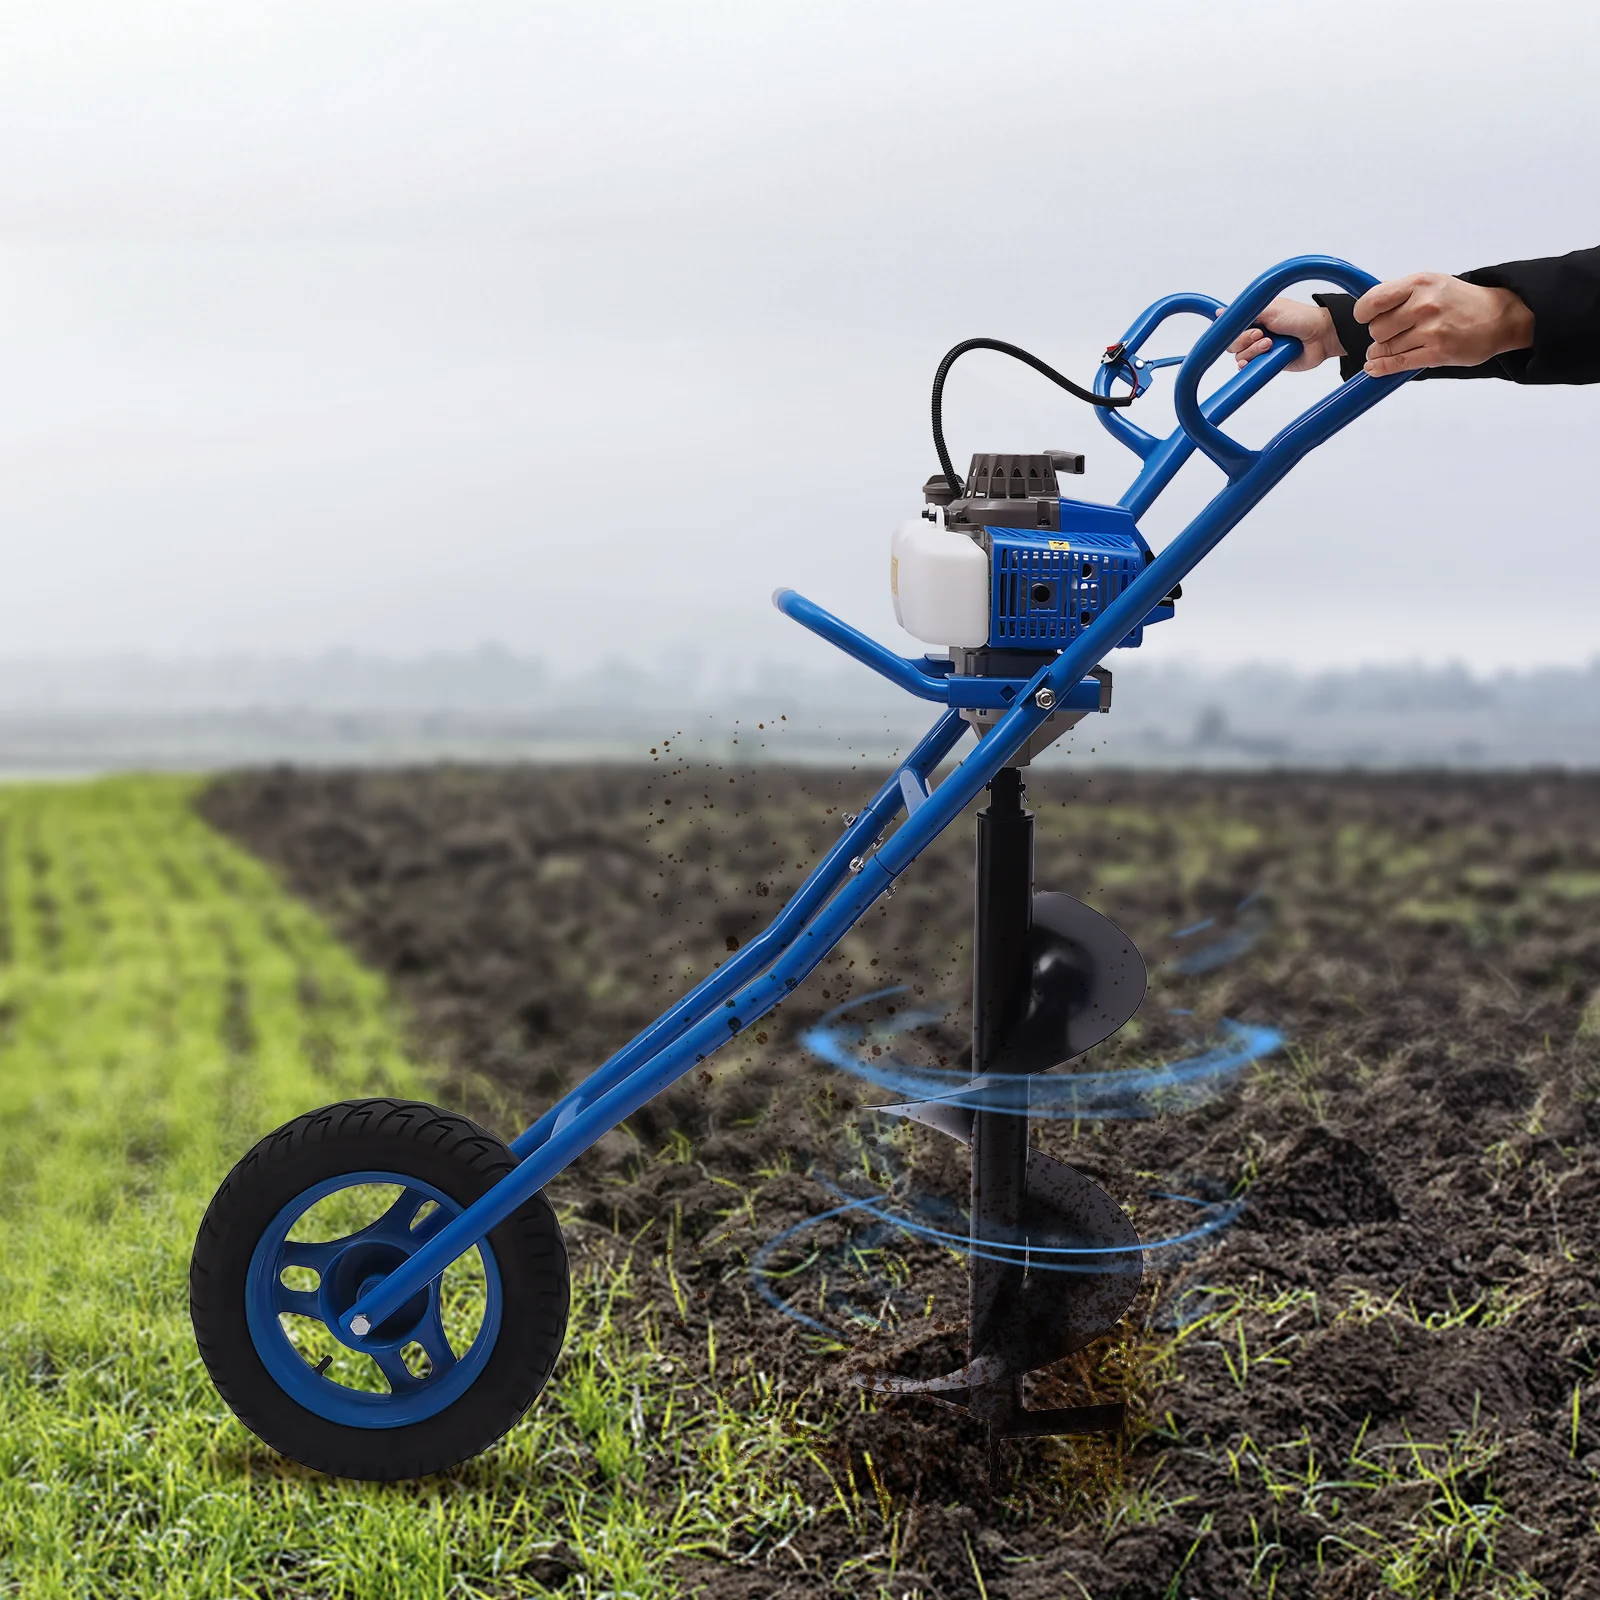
245 1170 504 1429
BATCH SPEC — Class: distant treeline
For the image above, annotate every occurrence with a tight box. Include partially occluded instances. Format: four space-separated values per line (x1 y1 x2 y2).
0 650 1596 714
0 652 1597 770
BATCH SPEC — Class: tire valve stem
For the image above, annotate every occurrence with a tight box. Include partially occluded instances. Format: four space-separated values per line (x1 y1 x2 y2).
313 1355 333 1375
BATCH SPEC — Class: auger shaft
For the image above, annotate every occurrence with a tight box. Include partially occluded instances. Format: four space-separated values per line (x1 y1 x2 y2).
968 767 1033 1473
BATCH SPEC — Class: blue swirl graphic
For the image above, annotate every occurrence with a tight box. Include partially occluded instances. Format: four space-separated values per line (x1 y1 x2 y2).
751 894 1279 1341
799 990 1282 1118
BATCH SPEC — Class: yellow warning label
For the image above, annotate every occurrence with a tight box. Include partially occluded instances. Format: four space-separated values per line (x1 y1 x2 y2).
1048 540 1071 550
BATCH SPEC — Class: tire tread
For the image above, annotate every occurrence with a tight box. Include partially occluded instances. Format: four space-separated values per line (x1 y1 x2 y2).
191 1097 568 1480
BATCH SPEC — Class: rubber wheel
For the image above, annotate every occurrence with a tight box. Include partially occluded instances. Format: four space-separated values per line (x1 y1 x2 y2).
191 1098 569 1480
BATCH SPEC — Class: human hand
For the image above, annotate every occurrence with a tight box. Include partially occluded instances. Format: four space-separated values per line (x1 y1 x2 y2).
1226 298 1344 372
1354 272 1533 376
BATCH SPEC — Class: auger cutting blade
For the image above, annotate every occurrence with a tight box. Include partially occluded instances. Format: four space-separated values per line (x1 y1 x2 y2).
985 1148 1143 1374
862 1150 1141 1399
990 892 1146 1075
874 1093 976 1145
876 892 1147 1138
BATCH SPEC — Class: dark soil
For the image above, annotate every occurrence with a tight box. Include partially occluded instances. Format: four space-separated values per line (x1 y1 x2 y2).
201 765 1600 1599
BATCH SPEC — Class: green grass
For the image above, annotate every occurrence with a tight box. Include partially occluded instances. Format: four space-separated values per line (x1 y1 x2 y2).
1229 1425 1546 1599
0 778 839 1599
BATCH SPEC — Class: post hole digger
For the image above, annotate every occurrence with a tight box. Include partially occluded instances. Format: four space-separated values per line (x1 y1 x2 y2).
190 256 1415 1480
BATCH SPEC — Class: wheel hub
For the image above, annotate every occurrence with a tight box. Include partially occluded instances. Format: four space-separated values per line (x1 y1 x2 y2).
320 1240 431 1347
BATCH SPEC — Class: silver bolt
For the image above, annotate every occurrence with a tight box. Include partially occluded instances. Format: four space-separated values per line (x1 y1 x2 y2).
1035 687 1057 710
848 856 864 873
349 1315 371 1337
841 812 857 825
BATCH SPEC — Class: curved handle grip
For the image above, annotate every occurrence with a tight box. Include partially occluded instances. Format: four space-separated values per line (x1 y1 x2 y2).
1173 255 1380 480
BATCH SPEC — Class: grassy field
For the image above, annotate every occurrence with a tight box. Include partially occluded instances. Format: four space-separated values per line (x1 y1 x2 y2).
0 778 839 1600
3 770 1596 1598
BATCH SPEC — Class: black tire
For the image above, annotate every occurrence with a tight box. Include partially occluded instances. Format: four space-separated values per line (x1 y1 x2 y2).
191 1098 569 1480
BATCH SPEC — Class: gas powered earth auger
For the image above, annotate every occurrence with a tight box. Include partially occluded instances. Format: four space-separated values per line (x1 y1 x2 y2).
191 256 1413 1481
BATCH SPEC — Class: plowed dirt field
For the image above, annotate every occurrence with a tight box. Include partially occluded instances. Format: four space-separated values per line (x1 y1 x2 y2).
202 765 1600 1599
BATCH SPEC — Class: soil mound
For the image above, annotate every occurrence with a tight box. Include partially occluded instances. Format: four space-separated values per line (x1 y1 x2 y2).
1247 1125 1401 1227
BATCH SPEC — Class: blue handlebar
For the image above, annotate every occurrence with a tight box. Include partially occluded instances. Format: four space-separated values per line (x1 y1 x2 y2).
1172 255 1379 479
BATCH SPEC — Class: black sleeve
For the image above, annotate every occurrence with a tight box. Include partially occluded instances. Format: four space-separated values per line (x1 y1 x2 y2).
1459 248 1600 383
1312 292 1377 380
1312 290 1510 382
1311 246 1600 385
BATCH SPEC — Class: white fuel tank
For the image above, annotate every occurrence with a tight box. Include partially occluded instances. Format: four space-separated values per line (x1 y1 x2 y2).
890 518 989 648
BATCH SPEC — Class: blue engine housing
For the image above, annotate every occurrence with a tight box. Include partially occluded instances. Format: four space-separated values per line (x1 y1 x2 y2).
985 497 1173 650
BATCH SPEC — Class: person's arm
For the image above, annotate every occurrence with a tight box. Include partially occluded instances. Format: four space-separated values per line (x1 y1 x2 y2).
1241 249 1600 384
1315 272 1534 382
1234 273 1534 382
1410 249 1598 383
1231 248 1600 384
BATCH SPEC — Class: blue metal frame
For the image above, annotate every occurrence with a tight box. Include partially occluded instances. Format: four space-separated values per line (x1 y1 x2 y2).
332 254 1413 1348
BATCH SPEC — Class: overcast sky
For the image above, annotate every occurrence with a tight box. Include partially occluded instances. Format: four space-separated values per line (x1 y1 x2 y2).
1 0 1596 673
